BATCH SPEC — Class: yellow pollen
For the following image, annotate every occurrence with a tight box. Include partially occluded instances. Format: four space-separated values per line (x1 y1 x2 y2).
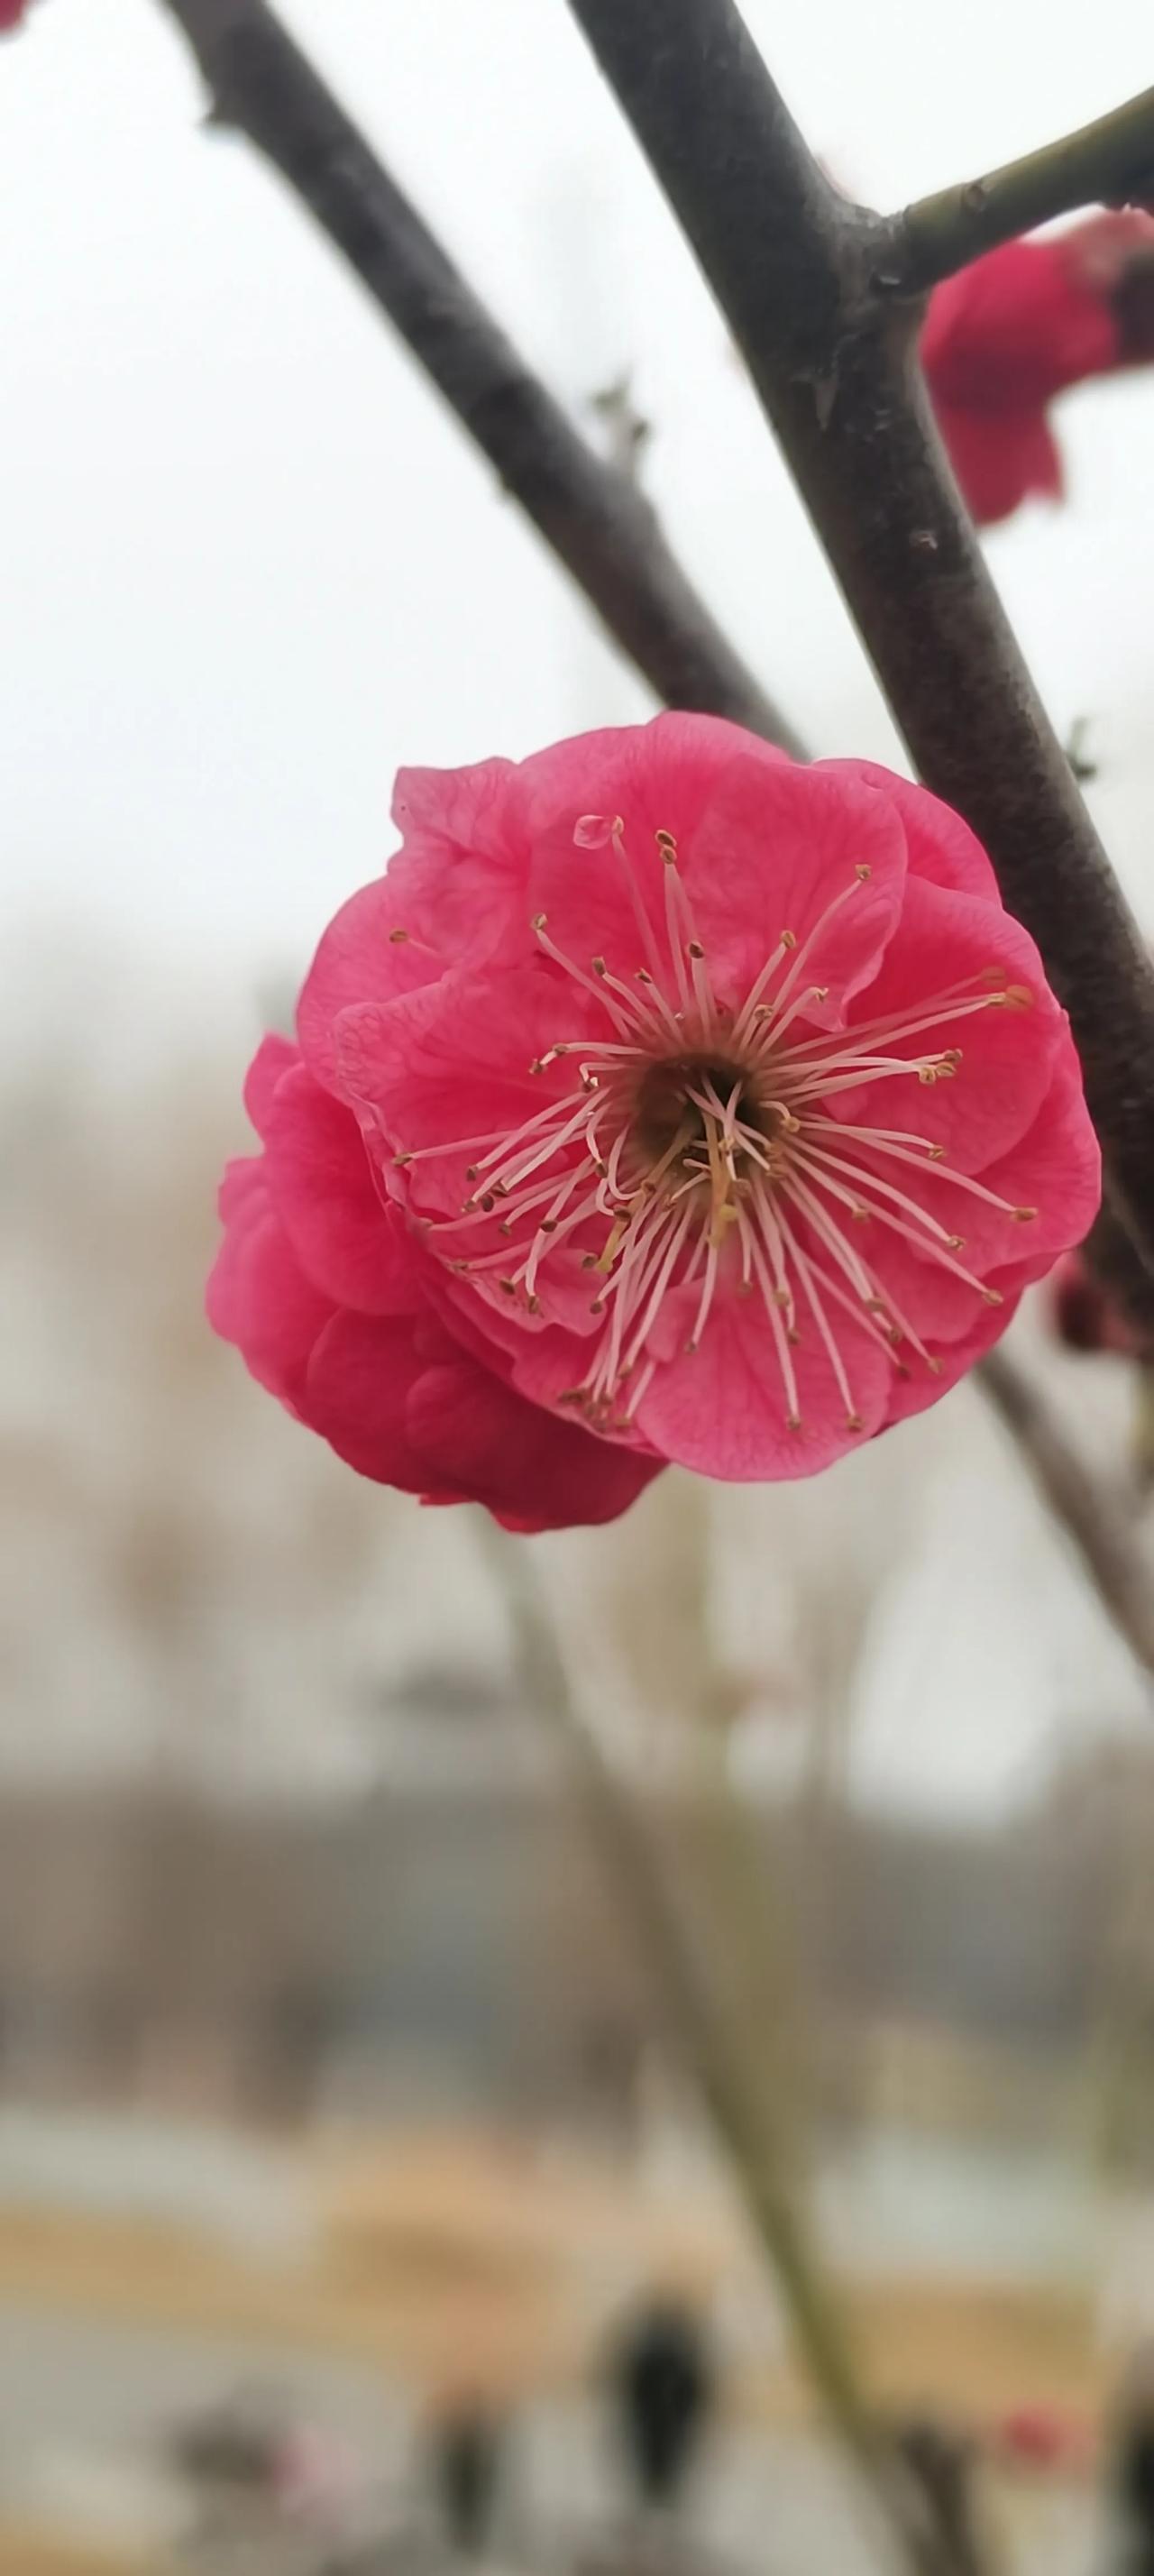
595 1220 628 1273
996 985 1034 1010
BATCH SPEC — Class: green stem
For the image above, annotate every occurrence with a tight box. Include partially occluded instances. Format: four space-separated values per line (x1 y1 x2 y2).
896 86 1154 293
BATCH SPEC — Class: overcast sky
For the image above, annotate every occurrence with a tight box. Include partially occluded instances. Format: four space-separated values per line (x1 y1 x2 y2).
4 0 1154 1814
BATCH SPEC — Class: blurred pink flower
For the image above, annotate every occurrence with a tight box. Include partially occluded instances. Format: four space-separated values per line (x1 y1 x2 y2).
0 1 32 27
1049 1246 1144 1357
211 717 1098 1505
923 213 1154 527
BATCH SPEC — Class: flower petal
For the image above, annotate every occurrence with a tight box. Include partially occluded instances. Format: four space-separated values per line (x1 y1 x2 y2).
263 1061 422 1315
819 759 1000 903
527 736 905 1027
634 1272 893 1481
823 875 1063 1169
207 1163 335 1411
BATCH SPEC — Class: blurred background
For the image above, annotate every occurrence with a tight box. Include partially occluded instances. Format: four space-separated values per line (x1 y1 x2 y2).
4 1 1154 2570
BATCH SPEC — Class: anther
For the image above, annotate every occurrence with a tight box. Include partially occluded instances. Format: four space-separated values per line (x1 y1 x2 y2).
855 864 872 882
655 830 678 859
786 1413 802 1432
947 1233 966 1250
389 928 408 945
781 930 797 950
393 1152 413 1169
995 985 1034 1009
591 957 608 976
687 940 705 960
982 1288 1003 1306
499 1278 517 1297
1013 1206 1037 1223
846 1412 864 1433
531 912 547 930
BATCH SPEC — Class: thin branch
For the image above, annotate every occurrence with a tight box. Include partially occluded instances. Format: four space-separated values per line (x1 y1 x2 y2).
979 1351 1154 1683
563 0 1154 1317
472 1514 930 2576
897 87 1154 295
151 0 802 754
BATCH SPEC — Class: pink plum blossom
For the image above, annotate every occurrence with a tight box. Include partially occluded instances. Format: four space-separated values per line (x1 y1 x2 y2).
923 214 1154 527
211 715 1100 1514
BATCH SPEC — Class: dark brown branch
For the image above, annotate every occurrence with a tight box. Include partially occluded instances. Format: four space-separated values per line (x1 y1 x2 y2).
979 1352 1154 1682
151 0 801 755
897 87 1154 294
563 0 1154 1316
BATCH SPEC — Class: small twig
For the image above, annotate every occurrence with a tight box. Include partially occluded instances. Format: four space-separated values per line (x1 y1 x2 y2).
979 1350 1154 1682
588 371 653 481
151 0 802 753
472 1515 926 2573
897 86 1154 295
563 0 1154 1315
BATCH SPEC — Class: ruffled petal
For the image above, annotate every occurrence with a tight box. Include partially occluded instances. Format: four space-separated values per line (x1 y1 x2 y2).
263 1062 422 1316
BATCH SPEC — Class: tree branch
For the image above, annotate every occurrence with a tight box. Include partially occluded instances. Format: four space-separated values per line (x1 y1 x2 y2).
151 0 802 754
897 87 1154 294
563 0 1154 1315
979 1351 1154 1682
473 1514 935 2576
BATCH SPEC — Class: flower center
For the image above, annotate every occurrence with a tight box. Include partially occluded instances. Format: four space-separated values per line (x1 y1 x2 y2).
633 1053 782 1164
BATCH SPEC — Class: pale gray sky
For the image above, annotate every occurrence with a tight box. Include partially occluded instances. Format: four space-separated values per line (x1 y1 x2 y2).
4 0 1154 1815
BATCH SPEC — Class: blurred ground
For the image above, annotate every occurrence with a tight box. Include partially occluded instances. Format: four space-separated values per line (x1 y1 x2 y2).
0 2122 1111 2571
